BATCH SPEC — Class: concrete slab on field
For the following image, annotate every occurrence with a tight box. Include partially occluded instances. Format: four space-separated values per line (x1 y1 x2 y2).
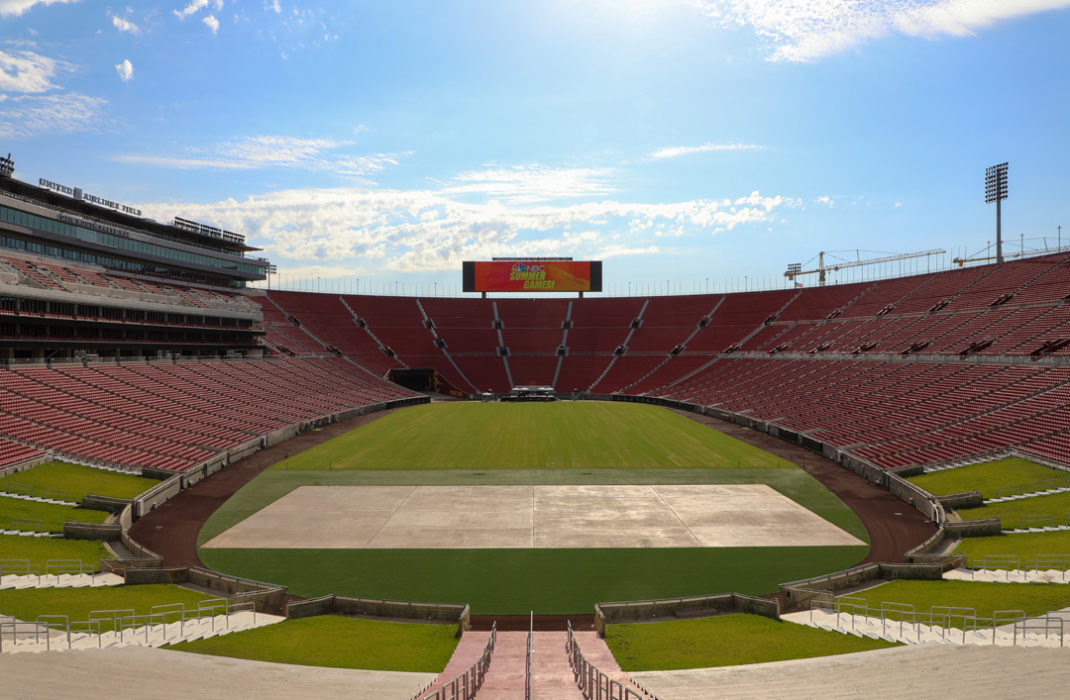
203 484 864 550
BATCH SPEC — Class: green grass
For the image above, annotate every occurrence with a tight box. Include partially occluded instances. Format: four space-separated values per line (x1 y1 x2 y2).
0 461 159 502
955 530 1070 566
605 614 897 671
907 458 1064 499
0 534 110 572
0 494 110 532
200 546 867 615
0 584 226 631
166 616 458 672
845 579 1070 619
269 402 792 471
956 490 1070 529
201 402 868 613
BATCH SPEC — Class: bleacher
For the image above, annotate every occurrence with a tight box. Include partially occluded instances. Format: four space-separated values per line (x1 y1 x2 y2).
0 358 418 472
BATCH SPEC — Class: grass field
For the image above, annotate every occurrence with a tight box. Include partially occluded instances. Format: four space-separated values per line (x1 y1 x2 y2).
201 402 869 613
955 530 1070 566
0 494 110 532
167 616 458 672
269 402 792 471
0 534 110 572
907 458 1064 499
845 580 1070 619
200 546 866 615
605 614 897 671
0 461 159 502
956 491 1070 529
0 584 227 631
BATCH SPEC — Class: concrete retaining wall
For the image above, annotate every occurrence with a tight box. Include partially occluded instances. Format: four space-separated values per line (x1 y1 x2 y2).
779 562 945 613
287 594 470 634
124 566 287 612
937 491 984 509
81 494 132 514
944 518 1002 536
63 521 122 540
0 452 54 478
593 593 779 636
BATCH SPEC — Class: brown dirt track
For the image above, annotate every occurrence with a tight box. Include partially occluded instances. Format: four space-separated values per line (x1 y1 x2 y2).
128 402 936 625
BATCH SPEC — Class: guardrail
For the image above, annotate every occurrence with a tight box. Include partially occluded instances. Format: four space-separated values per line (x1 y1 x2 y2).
525 611 534 700
416 622 496 700
0 598 256 652
566 620 647 700
811 597 1065 647
0 558 96 581
993 475 1070 500
1 482 73 502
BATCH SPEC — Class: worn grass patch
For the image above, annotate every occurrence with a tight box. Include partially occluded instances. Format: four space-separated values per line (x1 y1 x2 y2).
957 491 1070 530
908 458 1064 499
0 461 159 502
166 616 458 672
955 530 1070 567
0 534 109 572
269 402 792 471
199 546 867 615
606 614 897 671
0 585 226 631
0 495 109 532
846 579 1070 619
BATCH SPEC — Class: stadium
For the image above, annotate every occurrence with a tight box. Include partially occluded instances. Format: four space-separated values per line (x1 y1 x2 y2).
1 149 1069 699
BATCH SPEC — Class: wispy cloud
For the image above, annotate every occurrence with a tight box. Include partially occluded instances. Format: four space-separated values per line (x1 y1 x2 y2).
114 58 133 82
173 0 208 19
134 183 798 274
202 13 219 34
0 0 77 18
0 47 65 93
0 91 106 138
116 135 404 178
109 12 139 34
649 142 764 160
442 164 617 204
693 0 1070 62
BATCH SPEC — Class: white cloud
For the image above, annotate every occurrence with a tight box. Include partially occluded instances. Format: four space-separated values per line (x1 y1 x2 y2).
693 0 1070 62
268 0 281 13
0 0 77 18
0 48 64 93
0 91 106 139
815 195 834 207
649 142 763 159
173 0 208 19
134 184 797 274
442 165 617 204
116 135 405 177
202 13 219 33
114 58 133 82
110 12 139 34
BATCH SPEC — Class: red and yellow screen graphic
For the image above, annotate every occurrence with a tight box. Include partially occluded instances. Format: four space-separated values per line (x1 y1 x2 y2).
465 261 599 292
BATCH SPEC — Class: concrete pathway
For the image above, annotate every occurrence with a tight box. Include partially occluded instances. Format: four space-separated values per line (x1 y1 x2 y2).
531 631 583 699
630 644 1070 699
0 646 436 700
944 567 1070 584
415 629 491 699
0 572 125 589
475 630 528 699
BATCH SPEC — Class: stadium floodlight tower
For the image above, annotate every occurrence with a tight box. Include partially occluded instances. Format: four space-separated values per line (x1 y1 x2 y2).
985 162 1008 264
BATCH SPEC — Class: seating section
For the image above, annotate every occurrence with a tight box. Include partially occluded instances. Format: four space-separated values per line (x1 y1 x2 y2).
0 358 417 472
0 252 257 314
2 252 1068 473
0 437 43 468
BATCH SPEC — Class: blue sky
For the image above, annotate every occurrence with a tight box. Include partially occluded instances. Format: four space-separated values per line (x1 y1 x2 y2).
2 0 1069 296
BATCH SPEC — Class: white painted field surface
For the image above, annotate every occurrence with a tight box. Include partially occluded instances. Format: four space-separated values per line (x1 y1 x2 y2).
204 484 863 549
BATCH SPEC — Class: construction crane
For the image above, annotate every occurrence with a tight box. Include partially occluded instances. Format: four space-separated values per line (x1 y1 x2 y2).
784 249 946 287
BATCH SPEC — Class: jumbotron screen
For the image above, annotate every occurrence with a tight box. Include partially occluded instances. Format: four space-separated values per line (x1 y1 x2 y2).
462 260 602 292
